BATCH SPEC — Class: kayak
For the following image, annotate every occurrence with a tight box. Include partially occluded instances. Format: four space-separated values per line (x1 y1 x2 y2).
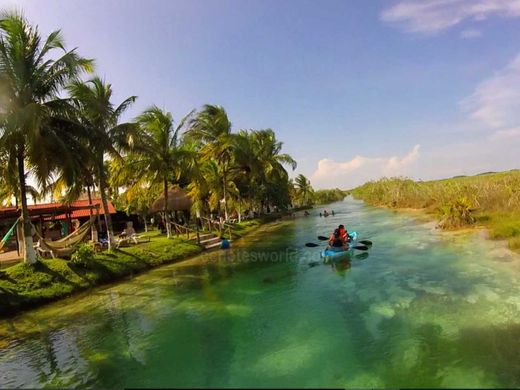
320 231 358 260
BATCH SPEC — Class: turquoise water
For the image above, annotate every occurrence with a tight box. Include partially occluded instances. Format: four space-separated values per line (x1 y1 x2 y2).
1 198 520 388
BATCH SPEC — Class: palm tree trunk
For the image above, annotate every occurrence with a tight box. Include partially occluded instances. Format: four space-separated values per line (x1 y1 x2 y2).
98 161 114 249
163 179 171 238
17 149 37 264
222 168 228 221
87 185 96 241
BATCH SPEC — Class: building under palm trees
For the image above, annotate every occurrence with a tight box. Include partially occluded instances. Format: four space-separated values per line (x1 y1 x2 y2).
0 199 117 264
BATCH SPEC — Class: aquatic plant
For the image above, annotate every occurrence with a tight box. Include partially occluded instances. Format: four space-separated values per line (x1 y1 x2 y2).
351 170 520 250
436 198 476 229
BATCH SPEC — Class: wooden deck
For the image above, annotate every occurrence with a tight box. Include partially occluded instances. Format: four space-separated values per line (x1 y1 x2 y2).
0 250 22 268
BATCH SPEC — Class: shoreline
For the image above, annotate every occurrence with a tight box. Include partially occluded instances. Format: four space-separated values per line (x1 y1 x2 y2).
0 213 294 318
377 204 520 257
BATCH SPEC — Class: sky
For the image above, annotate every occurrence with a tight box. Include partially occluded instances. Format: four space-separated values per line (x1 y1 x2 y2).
2 0 520 189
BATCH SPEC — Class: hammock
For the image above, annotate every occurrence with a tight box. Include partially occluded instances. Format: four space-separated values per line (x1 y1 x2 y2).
0 217 21 252
35 216 96 252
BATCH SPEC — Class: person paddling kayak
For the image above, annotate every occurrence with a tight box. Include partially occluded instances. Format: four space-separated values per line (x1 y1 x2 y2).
328 229 347 250
338 224 351 244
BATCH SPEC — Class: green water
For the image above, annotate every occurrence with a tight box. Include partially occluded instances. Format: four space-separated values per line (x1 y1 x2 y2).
1 198 520 388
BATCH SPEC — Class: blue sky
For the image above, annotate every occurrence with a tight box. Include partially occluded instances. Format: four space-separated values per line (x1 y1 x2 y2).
2 0 520 188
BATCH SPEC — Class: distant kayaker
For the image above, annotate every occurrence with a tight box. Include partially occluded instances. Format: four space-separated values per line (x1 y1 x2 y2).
323 210 329 217
304 210 310 216
328 229 346 249
331 210 335 216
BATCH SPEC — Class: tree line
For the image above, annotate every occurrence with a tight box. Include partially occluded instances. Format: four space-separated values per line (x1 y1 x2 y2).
0 12 327 263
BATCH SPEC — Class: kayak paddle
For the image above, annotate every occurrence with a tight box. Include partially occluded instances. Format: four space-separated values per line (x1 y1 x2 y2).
317 235 373 246
351 245 369 251
354 252 369 260
305 242 369 251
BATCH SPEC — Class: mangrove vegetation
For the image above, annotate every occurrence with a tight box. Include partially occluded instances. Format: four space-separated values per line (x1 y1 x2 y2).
351 170 520 251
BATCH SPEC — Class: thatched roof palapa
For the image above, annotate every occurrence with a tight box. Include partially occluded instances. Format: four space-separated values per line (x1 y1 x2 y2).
149 187 193 213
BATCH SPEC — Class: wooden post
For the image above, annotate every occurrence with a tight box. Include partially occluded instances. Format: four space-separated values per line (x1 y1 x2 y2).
96 204 102 233
196 223 200 245
39 216 43 238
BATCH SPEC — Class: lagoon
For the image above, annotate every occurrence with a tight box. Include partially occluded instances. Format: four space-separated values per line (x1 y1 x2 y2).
1 198 519 388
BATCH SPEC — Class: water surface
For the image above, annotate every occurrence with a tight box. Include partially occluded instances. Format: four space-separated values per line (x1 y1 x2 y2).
1 198 520 388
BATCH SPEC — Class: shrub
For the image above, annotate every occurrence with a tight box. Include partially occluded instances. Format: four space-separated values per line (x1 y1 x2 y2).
71 243 95 268
437 197 476 229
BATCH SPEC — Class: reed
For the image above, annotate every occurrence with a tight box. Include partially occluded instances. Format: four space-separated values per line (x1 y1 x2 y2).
351 170 520 251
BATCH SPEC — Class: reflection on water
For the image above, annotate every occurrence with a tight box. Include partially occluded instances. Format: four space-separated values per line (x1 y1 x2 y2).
1 198 520 388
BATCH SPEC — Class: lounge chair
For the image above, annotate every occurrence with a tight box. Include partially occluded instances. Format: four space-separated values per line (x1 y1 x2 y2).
115 222 149 248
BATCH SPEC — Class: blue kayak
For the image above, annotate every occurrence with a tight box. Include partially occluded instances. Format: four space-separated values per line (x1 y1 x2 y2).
320 231 358 260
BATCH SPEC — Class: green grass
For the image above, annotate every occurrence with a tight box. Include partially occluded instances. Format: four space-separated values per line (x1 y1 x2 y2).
351 170 520 251
0 211 292 316
0 237 202 316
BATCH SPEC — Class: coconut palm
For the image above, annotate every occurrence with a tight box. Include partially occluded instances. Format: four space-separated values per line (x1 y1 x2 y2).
0 150 18 206
188 105 235 220
250 129 296 210
294 174 314 206
0 12 93 262
234 129 296 212
115 106 194 238
67 77 136 248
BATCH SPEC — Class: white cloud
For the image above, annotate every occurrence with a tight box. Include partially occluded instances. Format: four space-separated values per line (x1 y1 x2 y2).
384 144 420 175
460 29 482 38
311 145 420 188
381 0 520 35
461 53 520 131
489 127 520 140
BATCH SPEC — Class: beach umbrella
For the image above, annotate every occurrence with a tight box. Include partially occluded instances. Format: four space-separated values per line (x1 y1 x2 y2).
149 187 193 213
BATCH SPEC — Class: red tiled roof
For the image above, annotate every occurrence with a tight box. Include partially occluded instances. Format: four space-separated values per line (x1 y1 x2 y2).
0 199 117 221
51 199 116 220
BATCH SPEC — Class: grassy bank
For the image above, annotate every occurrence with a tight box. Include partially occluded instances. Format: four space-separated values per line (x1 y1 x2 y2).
0 211 298 317
351 170 520 251
0 236 203 316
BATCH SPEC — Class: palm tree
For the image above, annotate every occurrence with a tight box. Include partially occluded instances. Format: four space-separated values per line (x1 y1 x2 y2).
188 105 235 220
67 77 136 249
0 150 18 206
294 174 314 206
250 129 296 210
0 12 93 263
234 129 296 212
117 106 194 238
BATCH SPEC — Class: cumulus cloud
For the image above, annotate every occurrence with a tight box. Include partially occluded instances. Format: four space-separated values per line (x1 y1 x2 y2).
381 0 520 35
311 145 420 188
460 29 482 38
489 127 520 140
461 53 520 133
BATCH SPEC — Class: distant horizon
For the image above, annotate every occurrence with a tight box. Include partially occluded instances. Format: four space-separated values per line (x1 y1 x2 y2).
340 167 520 192
1 0 519 190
